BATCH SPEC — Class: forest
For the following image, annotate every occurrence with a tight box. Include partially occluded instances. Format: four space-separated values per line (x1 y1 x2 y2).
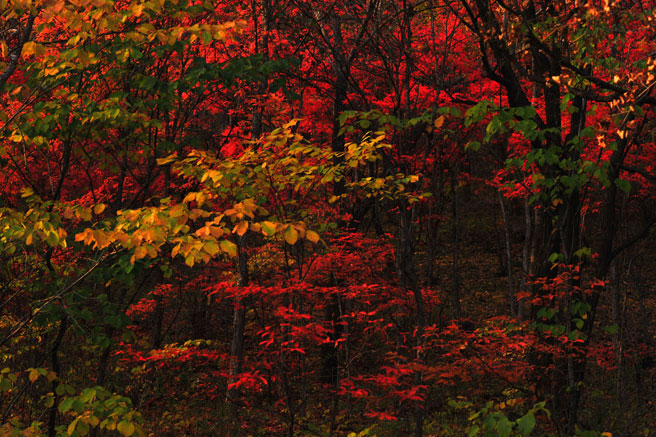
0 0 655 435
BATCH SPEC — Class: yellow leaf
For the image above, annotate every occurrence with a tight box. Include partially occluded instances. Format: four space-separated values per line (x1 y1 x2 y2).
44 67 60 76
171 243 181 258
131 3 144 17
28 368 39 382
156 154 177 165
203 241 220 256
93 203 106 215
220 240 237 257
185 254 195 267
306 230 320 243
434 115 445 129
284 225 298 245
74 230 87 242
209 226 224 238
19 40 45 57
233 221 248 237
22 41 36 56
68 418 80 435
77 208 92 221
133 246 147 260
137 23 155 34
117 420 135 436
93 231 111 249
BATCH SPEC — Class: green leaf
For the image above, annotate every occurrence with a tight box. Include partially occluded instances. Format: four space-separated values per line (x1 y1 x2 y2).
465 141 481 152
516 412 536 436
43 394 55 408
614 178 631 194
79 387 97 403
260 221 276 236
496 416 512 437
59 397 74 413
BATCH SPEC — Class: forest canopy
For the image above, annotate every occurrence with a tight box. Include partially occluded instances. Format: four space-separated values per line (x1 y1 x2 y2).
1 0 656 435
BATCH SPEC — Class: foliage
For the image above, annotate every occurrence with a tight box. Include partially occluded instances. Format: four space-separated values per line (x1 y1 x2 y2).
1 0 655 435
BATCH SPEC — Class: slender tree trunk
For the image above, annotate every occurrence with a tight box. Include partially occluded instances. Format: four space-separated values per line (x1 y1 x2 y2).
451 181 462 319
396 202 424 437
498 191 517 316
608 263 626 409
519 198 532 320
227 234 249 420
47 317 68 437
150 295 164 349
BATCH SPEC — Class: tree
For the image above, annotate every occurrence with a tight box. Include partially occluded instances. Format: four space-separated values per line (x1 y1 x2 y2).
1 0 656 435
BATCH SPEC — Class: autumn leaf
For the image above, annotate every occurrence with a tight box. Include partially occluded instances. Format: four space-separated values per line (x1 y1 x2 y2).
28 368 39 383
117 420 135 436
260 221 276 236
284 225 298 245
185 254 195 267
220 240 238 257
306 230 320 243
203 241 220 256
93 203 106 215
233 221 248 236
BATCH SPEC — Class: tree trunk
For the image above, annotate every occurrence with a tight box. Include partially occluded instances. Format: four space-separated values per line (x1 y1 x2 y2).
498 191 517 317
396 202 424 437
227 234 249 420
